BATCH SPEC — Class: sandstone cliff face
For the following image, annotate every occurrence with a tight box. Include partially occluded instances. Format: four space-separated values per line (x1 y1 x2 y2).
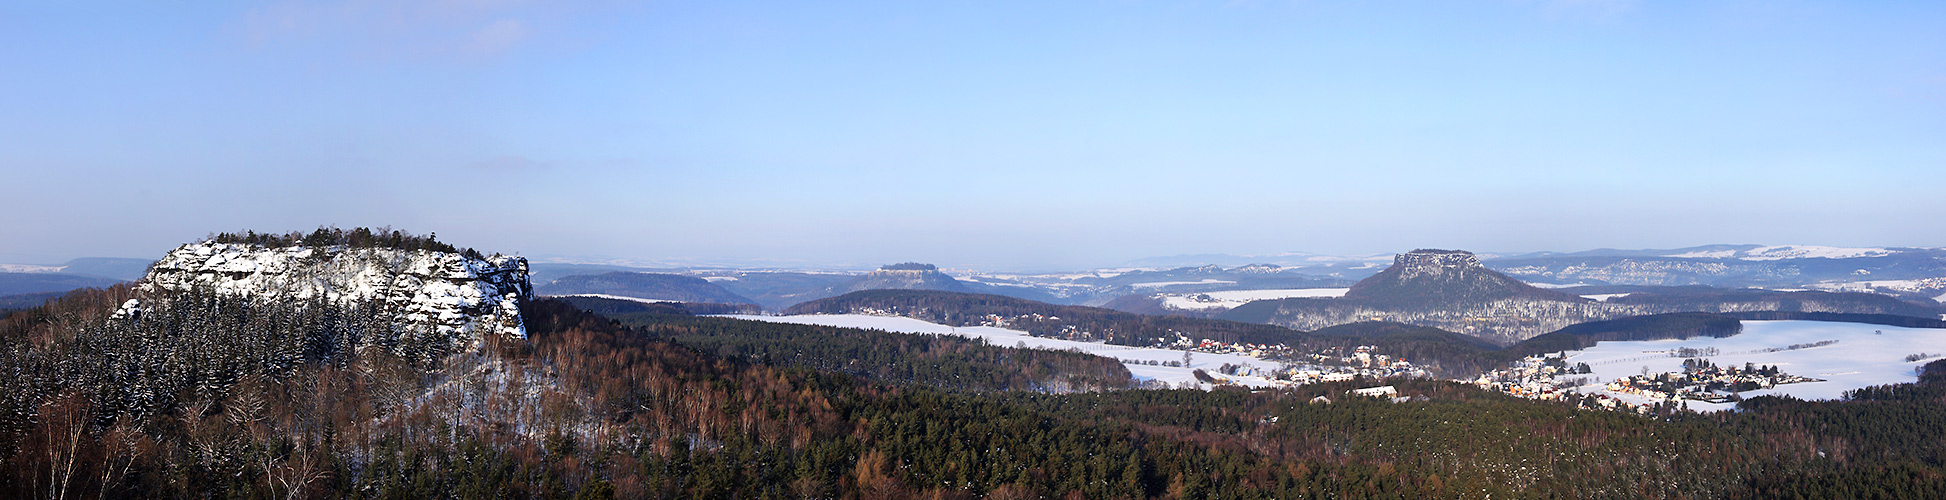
844 266 969 294
138 241 530 349
1392 250 1483 280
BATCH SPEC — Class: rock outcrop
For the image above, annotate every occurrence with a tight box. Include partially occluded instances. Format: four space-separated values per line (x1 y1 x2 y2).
1345 249 1582 309
138 241 530 350
844 263 969 294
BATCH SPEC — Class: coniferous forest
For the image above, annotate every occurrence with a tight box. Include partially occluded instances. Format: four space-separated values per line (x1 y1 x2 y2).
6 285 1946 499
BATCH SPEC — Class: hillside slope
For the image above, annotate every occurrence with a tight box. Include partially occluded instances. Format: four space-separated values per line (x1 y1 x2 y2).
785 289 1308 347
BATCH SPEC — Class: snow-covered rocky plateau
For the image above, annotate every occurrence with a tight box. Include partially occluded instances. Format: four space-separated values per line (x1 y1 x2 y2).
138 241 531 348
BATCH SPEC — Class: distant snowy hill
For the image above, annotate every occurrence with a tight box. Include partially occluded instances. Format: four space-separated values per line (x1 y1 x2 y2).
0 257 152 301
536 272 756 305
1488 245 1946 289
1224 249 1946 345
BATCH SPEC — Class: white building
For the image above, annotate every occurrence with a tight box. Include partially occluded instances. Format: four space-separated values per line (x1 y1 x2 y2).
1351 385 1398 398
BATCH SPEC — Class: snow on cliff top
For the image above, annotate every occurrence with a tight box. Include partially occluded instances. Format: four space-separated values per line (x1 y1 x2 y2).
139 241 531 347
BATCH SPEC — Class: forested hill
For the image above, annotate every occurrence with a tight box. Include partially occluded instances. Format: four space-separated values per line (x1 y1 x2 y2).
588 301 1135 393
784 289 1309 346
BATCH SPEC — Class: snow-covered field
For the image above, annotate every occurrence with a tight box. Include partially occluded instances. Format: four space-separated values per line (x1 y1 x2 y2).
1563 321 1946 411
721 314 1286 388
1161 288 1350 310
1580 293 1632 302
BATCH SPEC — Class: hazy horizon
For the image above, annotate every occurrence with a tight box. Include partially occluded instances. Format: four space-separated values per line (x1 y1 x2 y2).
6 1 1943 270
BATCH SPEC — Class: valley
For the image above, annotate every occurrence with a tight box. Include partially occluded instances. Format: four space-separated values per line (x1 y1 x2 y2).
8 230 1946 499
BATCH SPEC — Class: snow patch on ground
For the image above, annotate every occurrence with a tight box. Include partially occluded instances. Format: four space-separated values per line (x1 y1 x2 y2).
1161 288 1350 310
721 314 1286 389
1580 293 1632 302
1564 321 1946 411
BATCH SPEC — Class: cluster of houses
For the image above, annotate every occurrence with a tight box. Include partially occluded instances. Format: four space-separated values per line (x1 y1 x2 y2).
1470 354 1586 401
1468 351 1829 413
1607 361 1821 403
1469 355 1680 414
1275 346 1429 383
1154 334 1297 359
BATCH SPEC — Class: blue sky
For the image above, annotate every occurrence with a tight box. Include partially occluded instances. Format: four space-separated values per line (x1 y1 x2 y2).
3 1 1943 270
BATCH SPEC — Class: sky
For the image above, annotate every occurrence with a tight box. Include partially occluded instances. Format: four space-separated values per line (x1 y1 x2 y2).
2 1 1943 271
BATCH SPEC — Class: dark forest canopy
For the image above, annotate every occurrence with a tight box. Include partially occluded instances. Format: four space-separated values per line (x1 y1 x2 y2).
1503 312 1746 361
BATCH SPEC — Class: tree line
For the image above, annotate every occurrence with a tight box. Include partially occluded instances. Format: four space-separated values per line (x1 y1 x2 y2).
209 226 481 258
